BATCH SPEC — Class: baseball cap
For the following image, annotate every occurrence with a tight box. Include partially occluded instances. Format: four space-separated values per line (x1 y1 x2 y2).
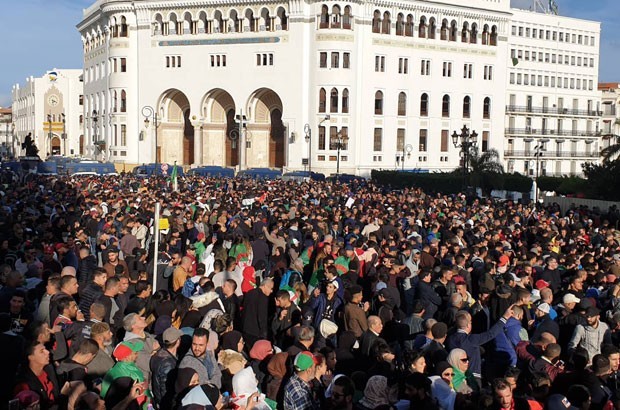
531 289 541 303
197 232 205 241
344 244 354 251
163 327 184 344
44 245 55 254
328 280 339 290
537 303 551 314
113 340 144 360
107 246 119 253
563 294 581 304
535 279 550 290
498 255 510 267
294 351 319 371
55 242 67 251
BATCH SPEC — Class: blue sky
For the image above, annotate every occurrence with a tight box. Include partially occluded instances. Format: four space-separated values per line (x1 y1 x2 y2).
0 0 618 107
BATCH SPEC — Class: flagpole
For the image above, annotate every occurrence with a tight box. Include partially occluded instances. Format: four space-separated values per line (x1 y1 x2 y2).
152 202 161 294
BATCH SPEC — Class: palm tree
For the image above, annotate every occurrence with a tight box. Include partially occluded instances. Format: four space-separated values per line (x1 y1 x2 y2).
601 134 620 162
466 148 504 196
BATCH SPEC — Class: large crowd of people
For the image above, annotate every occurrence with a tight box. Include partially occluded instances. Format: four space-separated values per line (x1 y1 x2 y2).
1 171 620 410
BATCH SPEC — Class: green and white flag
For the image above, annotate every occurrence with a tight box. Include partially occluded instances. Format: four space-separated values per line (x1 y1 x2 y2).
170 161 178 191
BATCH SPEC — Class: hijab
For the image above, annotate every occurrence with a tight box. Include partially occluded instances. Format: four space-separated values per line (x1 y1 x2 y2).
358 375 390 409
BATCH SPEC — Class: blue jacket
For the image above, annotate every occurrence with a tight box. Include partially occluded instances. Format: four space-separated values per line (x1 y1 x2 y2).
309 293 343 329
446 317 508 378
504 317 525 347
494 319 518 366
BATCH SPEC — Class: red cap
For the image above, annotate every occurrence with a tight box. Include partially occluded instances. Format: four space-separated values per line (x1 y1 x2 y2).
44 245 55 254
197 232 205 241
535 279 550 290
498 255 510 267
55 243 67 251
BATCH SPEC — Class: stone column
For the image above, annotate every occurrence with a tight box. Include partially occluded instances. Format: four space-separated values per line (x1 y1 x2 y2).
193 124 203 165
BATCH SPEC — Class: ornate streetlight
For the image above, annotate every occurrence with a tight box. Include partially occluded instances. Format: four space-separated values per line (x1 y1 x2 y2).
331 129 349 179
451 125 478 190
141 106 159 163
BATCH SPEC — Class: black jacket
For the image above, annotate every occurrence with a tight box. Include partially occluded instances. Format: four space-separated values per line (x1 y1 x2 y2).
16 365 62 410
78 282 104 319
150 348 178 408
415 280 441 320
240 287 270 339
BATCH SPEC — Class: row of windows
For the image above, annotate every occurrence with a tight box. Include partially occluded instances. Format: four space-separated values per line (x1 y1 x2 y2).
211 54 226 67
112 90 127 113
316 128 490 154
371 13 498 46
317 88 491 118
376 57 493 80
318 5 353 29
113 124 127 147
511 25 595 46
511 48 595 68
85 58 126 83
153 8 288 36
165 56 182 68
316 126 349 150
83 16 128 52
509 73 595 91
256 53 274 66
319 52 351 69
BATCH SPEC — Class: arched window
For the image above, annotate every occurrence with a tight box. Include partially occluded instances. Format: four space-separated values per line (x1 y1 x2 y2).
442 94 450 117
331 5 341 28
277 7 288 30
372 10 381 33
320 5 329 28
213 10 224 33
396 14 404 36
169 13 179 34
343 6 352 29
405 14 414 37
245 9 255 32
198 11 207 33
121 90 127 113
229 10 240 33
120 16 128 37
260 8 271 31
490 25 498 46
470 23 478 44
420 93 429 116
398 92 407 116
440 19 448 40
463 96 471 118
482 24 489 45
342 89 349 113
419 16 427 38
374 91 383 115
319 88 326 113
429 17 436 39
483 97 491 119
461 22 469 43
382 12 390 34
450 20 457 41
110 17 118 37
183 12 193 34
113 91 118 112
330 88 339 113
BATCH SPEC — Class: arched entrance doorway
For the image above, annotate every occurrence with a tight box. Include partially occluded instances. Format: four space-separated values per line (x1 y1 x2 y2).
247 88 285 168
51 136 61 156
158 89 192 165
201 89 236 167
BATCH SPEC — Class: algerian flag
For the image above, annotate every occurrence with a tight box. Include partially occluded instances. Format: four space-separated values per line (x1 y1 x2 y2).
512 57 519 67
170 162 178 191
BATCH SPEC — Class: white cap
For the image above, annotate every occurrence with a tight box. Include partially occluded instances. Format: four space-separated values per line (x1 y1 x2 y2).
563 294 581 304
537 302 551 314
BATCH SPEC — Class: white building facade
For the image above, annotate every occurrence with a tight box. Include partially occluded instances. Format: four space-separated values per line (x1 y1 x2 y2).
505 10 601 177
77 0 600 176
12 70 84 158
599 82 620 153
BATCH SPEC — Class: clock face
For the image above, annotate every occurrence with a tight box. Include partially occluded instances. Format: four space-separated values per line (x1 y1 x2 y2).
48 95 59 107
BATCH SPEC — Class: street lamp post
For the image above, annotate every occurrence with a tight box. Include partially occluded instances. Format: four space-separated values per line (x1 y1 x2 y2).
396 144 413 171
235 111 247 171
141 106 159 164
92 110 99 158
331 129 349 179
11 123 15 159
533 140 547 205
61 113 67 156
304 123 311 174
47 113 53 157
451 125 478 191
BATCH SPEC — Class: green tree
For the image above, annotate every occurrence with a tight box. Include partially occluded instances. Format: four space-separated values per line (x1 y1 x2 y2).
601 136 620 162
465 148 504 196
582 159 620 200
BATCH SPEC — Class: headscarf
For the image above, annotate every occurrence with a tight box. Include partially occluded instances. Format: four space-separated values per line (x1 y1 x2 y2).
242 266 257 293
249 339 273 361
446 348 475 394
358 375 390 409
221 330 243 352
267 352 289 379
175 367 197 394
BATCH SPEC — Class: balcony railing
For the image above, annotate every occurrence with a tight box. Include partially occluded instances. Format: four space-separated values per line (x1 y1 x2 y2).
506 105 602 117
504 150 600 158
505 128 600 137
